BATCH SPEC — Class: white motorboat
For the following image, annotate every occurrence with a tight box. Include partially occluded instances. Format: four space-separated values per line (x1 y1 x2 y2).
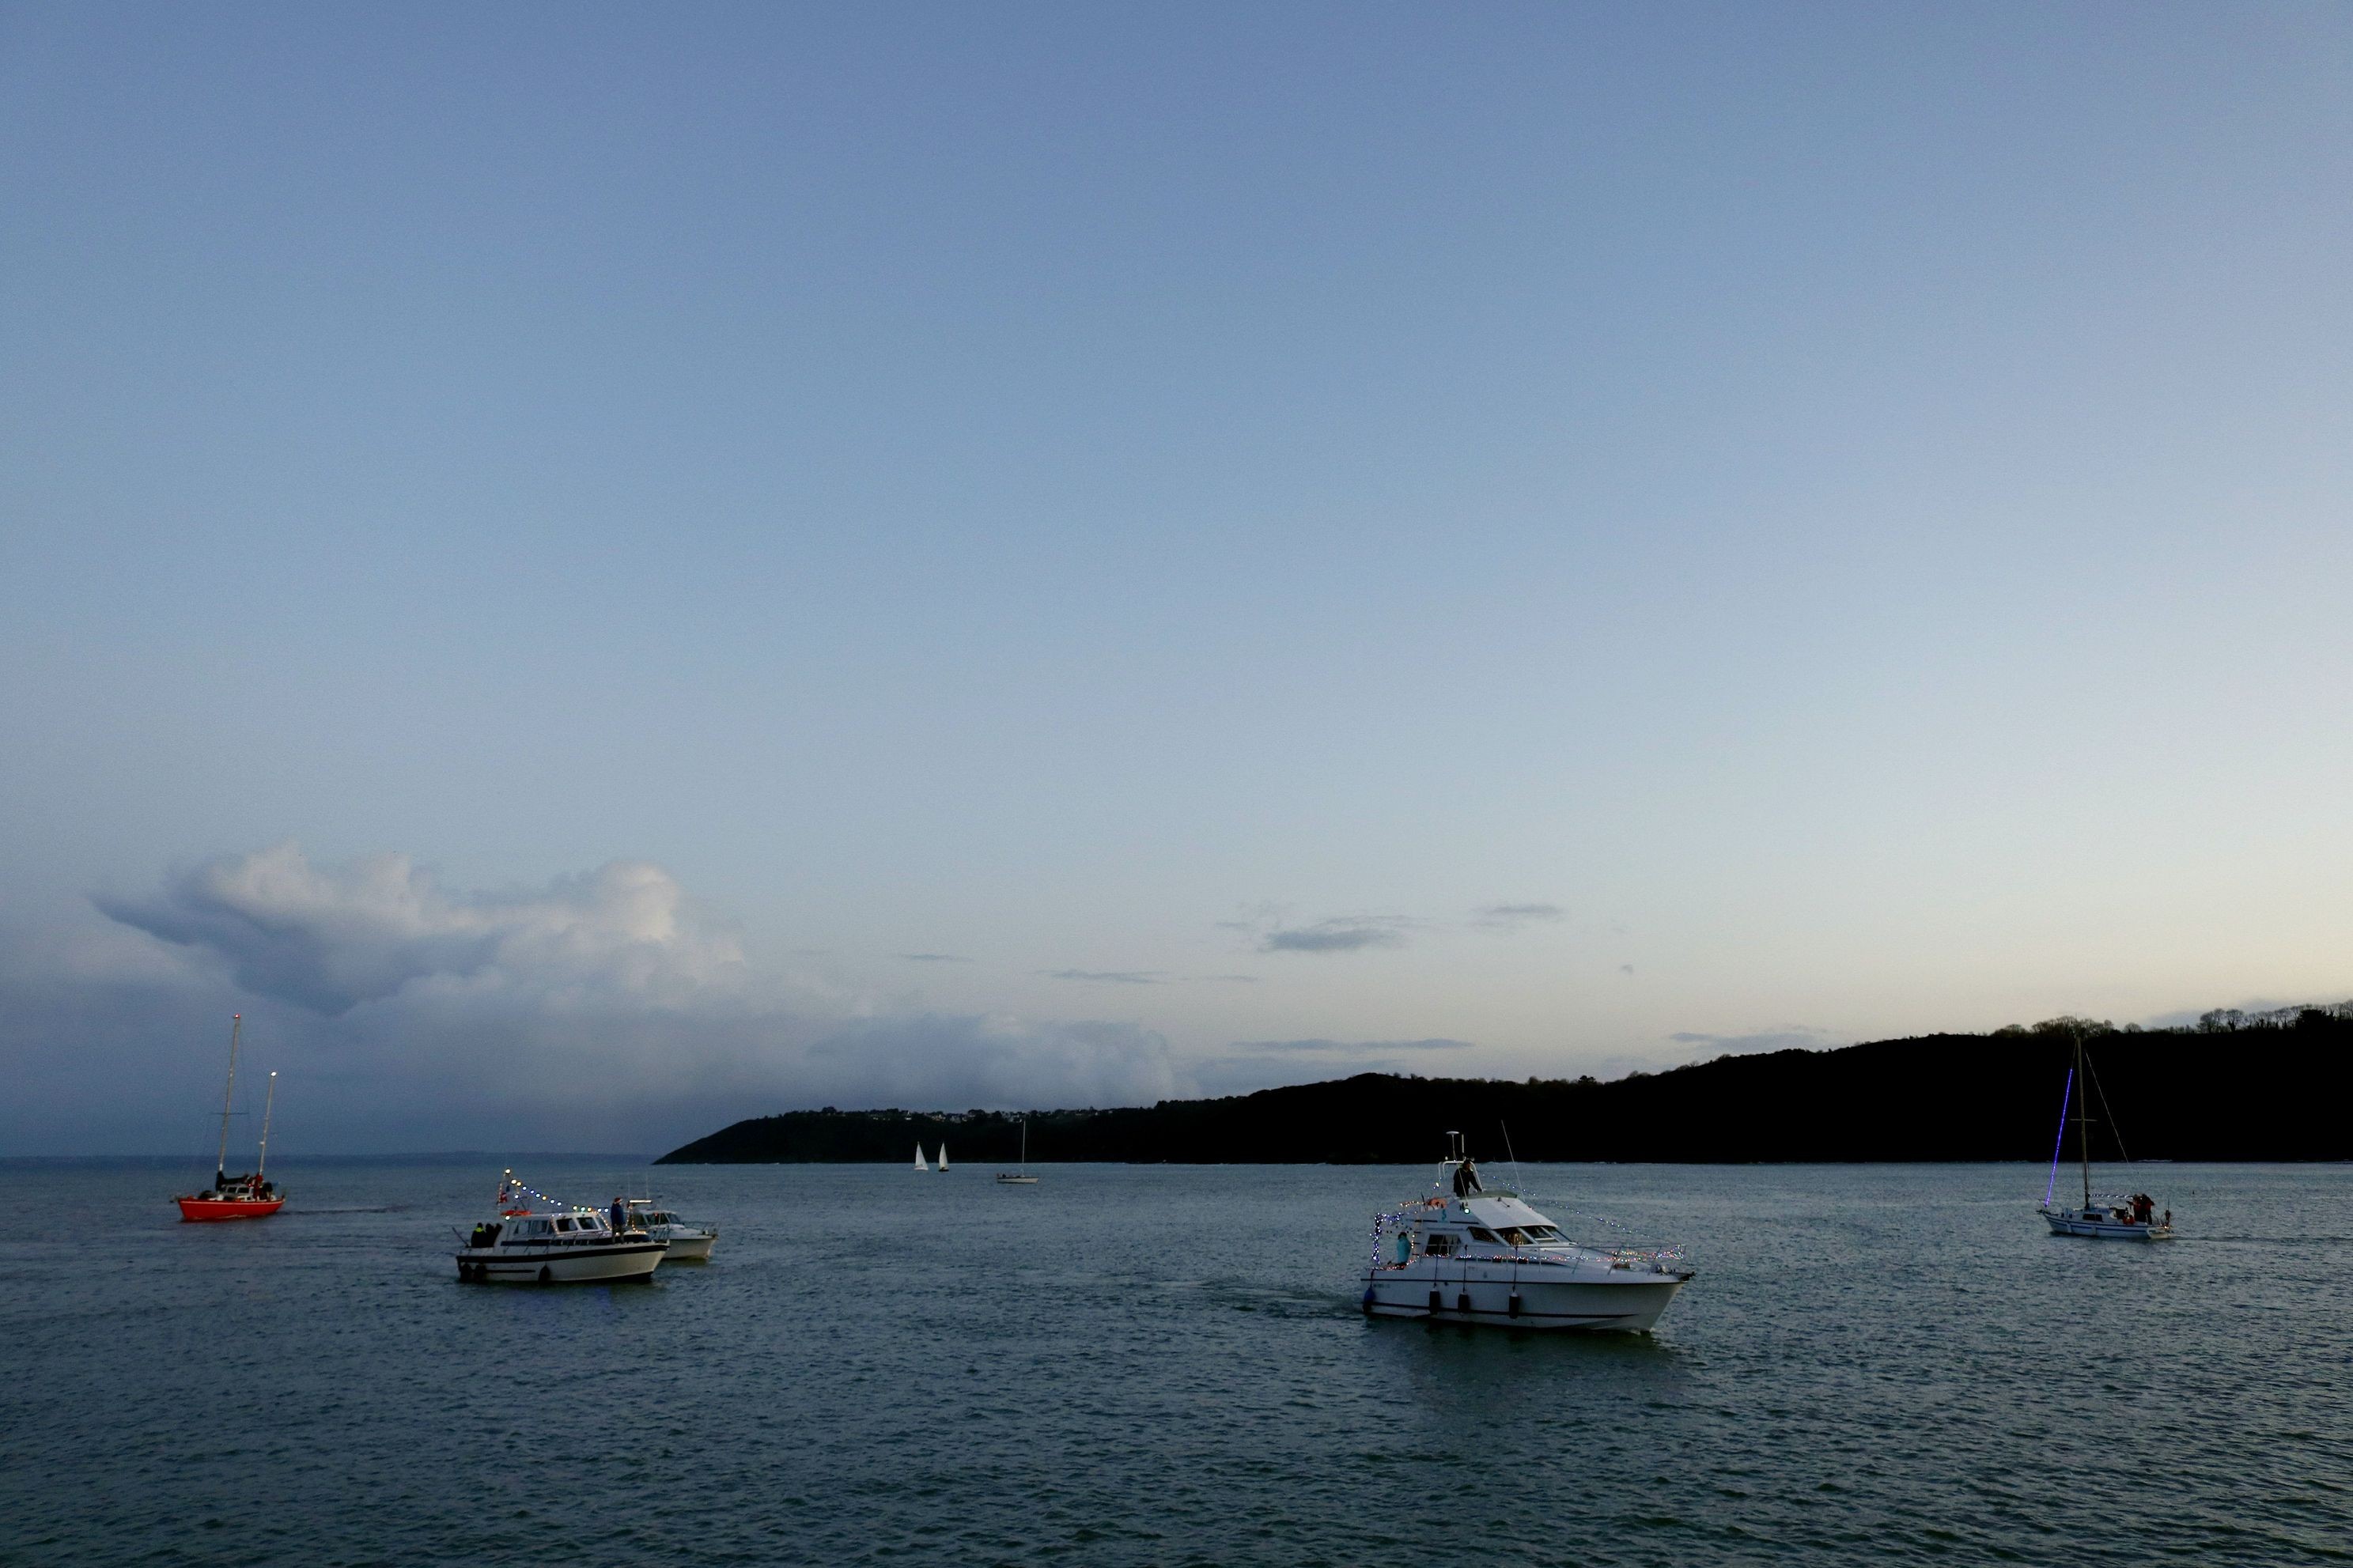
626 1198 718 1261
2038 1036 2173 1240
454 1171 666 1284
1361 1134 1693 1332
914 1144 931 1173
996 1117 1038 1184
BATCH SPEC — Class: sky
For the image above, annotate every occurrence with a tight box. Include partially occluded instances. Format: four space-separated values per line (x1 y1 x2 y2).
3 4 2350 1155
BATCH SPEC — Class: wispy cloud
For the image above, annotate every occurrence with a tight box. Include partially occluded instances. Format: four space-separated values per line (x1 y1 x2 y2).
1046 969 1163 984
1232 1037 1473 1054
901 953 970 963
1668 1024 1840 1056
1472 901 1564 930
1258 916 1413 954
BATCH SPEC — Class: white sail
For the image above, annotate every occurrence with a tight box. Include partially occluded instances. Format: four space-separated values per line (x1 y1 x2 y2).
914 1143 929 1173
938 1143 948 1171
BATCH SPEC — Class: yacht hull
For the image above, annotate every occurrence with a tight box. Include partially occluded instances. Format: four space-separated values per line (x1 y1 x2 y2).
176 1196 286 1222
656 1233 715 1261
1361 1266 1689 1332
455 1241 666 1284
2041 1210 2170 1241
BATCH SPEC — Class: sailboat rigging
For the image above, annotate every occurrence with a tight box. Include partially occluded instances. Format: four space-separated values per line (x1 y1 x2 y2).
997 1117 1037 1184
174 1015 286 1222
2037 1035 2170 1240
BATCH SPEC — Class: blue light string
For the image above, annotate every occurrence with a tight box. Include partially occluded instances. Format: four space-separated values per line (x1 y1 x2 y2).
2043 1067 2073 1208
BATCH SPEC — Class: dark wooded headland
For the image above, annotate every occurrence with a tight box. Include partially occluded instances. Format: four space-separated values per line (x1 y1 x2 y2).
656 1007 2353 1165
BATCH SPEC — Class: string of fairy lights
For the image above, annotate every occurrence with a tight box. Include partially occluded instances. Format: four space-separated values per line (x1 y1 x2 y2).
497 1169 590 1214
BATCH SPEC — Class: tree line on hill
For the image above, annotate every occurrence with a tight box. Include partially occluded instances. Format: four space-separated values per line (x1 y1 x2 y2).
655 1006 2353 1165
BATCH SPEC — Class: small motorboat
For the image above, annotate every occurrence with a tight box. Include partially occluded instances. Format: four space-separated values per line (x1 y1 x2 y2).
2038 1036 2173 1240
1360 1133 1693 1332
626 1199 718 1261
454 1171 666 1284
175 1015 286 1222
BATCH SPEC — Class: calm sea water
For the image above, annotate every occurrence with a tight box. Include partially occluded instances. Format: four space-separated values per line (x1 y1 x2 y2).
3 1158 2347 1566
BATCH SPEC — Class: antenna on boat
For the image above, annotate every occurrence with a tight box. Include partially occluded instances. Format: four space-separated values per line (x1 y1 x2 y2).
2075 1036 2093 1211
257 1071 277 1181
214 1014 242 1185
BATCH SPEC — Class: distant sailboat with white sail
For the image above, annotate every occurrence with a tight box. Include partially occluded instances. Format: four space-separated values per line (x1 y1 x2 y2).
936 1143 948 1172
914 1143 930 1173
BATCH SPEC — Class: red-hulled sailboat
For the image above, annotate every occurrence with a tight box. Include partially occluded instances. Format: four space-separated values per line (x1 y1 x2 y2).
174 1014 286 1222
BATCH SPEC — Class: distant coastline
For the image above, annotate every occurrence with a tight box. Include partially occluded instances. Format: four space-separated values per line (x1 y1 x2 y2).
659 1007 2353 1165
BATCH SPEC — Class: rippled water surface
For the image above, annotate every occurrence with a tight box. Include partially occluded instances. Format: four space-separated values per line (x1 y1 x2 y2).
5 1159 2348 1566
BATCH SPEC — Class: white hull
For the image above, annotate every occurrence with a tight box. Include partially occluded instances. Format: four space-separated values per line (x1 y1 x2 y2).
1362 1260 1688 1332
456 1241 666 1283
2041 1208 2171 1241
654 1231 716 1261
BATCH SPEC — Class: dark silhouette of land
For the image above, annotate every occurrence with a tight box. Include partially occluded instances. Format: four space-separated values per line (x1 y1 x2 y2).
656 1007 2353 1165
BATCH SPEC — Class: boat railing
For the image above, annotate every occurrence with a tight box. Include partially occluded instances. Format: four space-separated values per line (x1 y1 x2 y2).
1592 1245 1688 1274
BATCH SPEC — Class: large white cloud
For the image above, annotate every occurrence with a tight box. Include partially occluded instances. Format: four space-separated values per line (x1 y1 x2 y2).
0 844 1184 1153
96 843 743 1014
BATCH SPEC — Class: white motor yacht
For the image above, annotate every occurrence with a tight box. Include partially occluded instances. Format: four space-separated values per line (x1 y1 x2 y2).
626 1198 718 1261
454 1171 667 1284
1361 1134 1693 1332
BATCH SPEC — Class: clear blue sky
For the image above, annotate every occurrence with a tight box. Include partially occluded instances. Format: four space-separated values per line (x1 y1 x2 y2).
4 4 2349 1153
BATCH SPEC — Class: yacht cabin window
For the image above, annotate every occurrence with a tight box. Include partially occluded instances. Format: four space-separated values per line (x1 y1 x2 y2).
1468 1227 1500 1244
1423 1233 1455 1256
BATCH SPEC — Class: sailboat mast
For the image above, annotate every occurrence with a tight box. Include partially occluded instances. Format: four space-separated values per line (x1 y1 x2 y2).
2075 1036 2090 1209
257 1071 277 1179
214 1014 242 1181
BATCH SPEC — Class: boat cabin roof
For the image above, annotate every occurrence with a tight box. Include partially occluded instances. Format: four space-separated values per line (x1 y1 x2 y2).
487 1209 612 1230
1409 1192 1556 1230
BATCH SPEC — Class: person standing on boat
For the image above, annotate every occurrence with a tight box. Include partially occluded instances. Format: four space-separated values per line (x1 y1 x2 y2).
611 1196 628 1234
